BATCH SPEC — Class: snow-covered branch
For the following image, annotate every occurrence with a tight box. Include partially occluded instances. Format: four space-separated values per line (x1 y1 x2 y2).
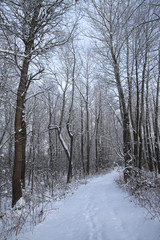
59 133 70 159
49 124 70 160
0 48 26 58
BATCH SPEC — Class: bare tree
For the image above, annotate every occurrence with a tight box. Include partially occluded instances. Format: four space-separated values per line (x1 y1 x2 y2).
1 0 76 207
86 0 160 174
87 0 132 166
75 51 94 175
49 41 78 183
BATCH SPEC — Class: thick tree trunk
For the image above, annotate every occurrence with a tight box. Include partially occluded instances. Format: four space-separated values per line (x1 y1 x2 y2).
123 113 131 167
12 3 42 206
12 81 27 207
111 48 131 166
12 46 31 206
138 23 149 170
154 46 160 173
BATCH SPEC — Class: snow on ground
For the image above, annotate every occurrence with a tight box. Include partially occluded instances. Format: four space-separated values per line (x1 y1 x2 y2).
18 170 160 240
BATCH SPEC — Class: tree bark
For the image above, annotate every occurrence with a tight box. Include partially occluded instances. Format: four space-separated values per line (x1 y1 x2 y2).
12 4 41 207
80 100 85 176
154 45 160 173
111 48 131 166
12 50 30 207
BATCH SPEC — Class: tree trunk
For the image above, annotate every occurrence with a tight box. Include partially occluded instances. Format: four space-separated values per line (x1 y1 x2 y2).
80 101 85 176
12 53 30 207
135 56 140 167
67 136 73 183
12 3 41 206
111 47 131 166
48 93 54 170
154 45 160 173
86 71 90 175
95 112 100 172
145 61 153 171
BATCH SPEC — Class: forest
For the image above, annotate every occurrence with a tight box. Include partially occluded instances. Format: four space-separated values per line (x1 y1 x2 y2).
0 0 160 238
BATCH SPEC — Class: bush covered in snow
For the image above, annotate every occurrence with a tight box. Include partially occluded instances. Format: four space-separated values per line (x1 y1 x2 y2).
116 167 160 221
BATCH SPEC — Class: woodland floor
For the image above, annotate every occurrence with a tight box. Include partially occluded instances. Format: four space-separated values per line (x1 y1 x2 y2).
17 170 160 240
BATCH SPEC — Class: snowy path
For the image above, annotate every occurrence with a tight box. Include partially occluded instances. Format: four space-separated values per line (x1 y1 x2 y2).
20 170 160 240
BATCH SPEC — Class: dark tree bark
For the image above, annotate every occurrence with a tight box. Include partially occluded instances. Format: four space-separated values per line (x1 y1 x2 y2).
145 61 153 171
66 49 76 183
11 0 75 206
12 4 41 207
154 45 160 174
135 56 140 168
80 99 85 176
86 75 90 175
111 48 131 166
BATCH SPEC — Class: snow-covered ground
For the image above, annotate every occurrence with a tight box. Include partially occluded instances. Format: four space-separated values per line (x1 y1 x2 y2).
18 170 160 240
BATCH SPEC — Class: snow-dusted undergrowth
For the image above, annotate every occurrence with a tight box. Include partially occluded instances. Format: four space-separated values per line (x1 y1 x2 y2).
1 168 160 240
0 176 80 240
17 169 160 240
115 167 160 221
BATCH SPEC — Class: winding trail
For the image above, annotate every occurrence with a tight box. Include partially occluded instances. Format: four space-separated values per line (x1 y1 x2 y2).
20 170 160 240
